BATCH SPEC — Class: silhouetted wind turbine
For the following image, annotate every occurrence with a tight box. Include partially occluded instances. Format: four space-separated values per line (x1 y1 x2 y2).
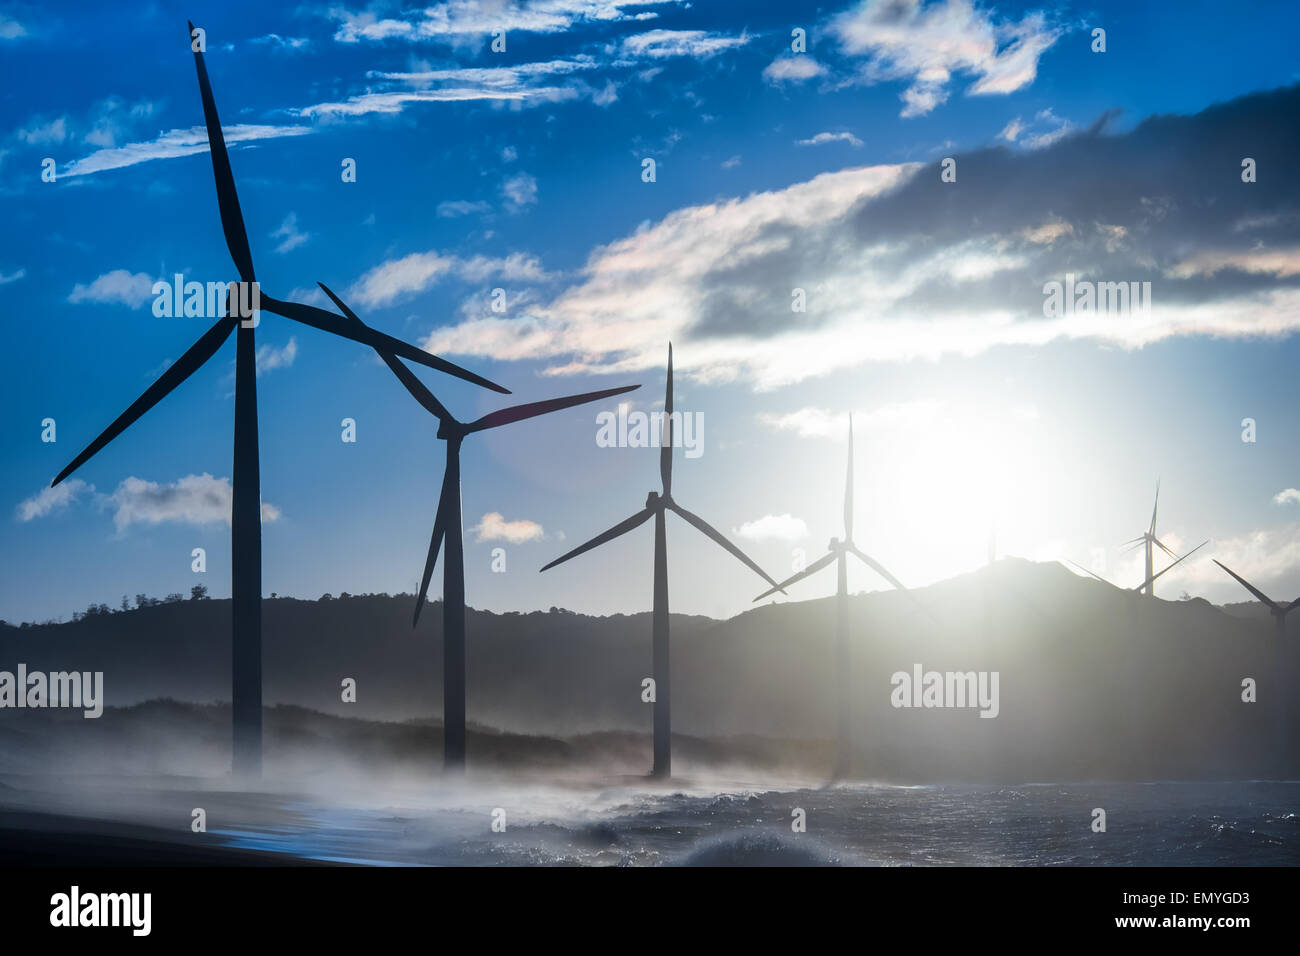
1119 482 1207 598
49 24 509 779
1213 560 1300 640
1213 560 1299 768
751 414 912 780
318 284 638 771
540 344 783 778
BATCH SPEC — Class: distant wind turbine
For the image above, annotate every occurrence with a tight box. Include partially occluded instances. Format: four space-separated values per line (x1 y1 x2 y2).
751 414 913 780
318 284 638 771
50 24 509 779
1073 482 1207 598
1213 560 1300 640
540 344 783 778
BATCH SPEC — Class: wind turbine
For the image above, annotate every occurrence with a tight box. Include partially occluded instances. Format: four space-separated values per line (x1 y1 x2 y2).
539 344 783 778
1213 560 1300 641
318 284 638 771
50 23 509 779
1122 482 1207 598
1213 560 1298 769
751 415 911 780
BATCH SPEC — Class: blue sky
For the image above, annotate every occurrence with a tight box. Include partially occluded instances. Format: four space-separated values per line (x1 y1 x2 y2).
2 0 1299 624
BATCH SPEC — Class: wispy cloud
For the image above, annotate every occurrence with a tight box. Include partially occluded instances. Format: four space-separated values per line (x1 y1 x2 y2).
437 199 491 218
68 269 154 309
62 124 311 177
270 212 310 254
1275 489 1300 506
251 33 310 52
348 251 548 308
0 14 27 39
255 338 298 376
0 268 25 285
797 131 863 148
830 0 1062 117
328 2 685 44
502 171 538 210
620 29 749 59
16 481 92 522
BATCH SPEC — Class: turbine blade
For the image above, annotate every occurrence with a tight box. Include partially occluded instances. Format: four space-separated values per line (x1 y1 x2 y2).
52 314 238 486
668 502 783 592
1213 559 1278 609
1121 536 1146 546
188 20 255 284
1150 480 1160 535
465 385 640 433
660 343 673 496
752 550 836 601
260 294 510 393
317 283 454 422
1068 560 1116 587
412 476 453 627
848 545 908 593
1152 535 1180 561
540 508 653 572
1146 540 1207 587
844 414 854 539
1286 596 1300 613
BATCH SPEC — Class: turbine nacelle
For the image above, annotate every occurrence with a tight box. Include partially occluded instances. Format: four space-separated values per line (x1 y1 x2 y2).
646 490 671 512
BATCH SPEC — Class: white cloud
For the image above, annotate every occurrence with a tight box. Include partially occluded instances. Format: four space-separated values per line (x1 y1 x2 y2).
255 338 298 376
830 0 1061 117
473 511 544 543
107 474 280 532
0 14 26 39
502 171 538 210
0 268 25 285
270 212 310 254
502 145 518 162
300 86 570 118
758 403 944 439
415 90 1300 389
251 34 310 52
999 116 1025 141
763 56 826 84
348 251 548 308
82 97 156 149
17 116 67 145
1275 489 1300 506
68 269 155 309
734 513 808 542
621 28 749 59
721 155 741 169
797 131 863 148
1021 107 1074 149
16 481 92 522
330 1 684 44
63 124 311 178
437 199 491 218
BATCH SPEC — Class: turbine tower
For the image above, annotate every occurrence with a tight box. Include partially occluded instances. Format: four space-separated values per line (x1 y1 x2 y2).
751 415 911 780
540 344 783 778
319 285 638 771
50 24 508 779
